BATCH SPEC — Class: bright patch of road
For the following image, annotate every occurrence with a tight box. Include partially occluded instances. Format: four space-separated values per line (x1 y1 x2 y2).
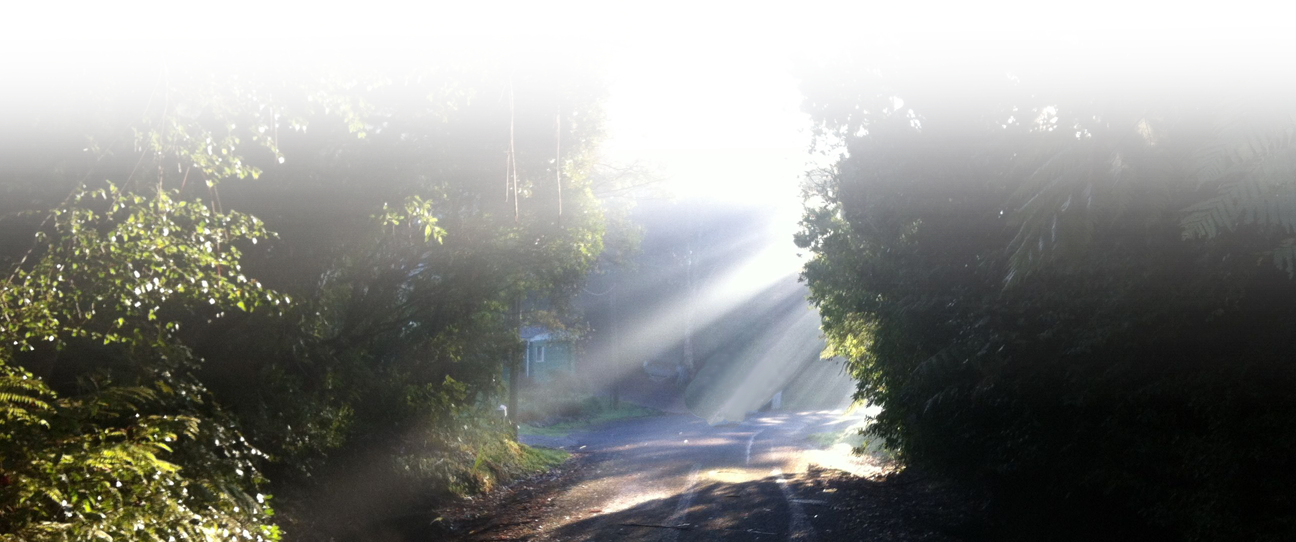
500 410 870 541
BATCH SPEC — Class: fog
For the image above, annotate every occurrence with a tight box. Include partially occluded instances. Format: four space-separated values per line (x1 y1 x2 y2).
6 2 1292 426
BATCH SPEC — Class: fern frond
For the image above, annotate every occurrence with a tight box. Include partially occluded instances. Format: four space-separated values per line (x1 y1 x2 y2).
1182 150 1296 239
0 373 55 426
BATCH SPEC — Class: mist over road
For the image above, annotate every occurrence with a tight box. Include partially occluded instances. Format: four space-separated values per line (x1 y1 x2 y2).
499 411 869 541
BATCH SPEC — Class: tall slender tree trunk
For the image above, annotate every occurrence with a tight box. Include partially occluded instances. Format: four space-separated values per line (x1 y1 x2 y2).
507 293 522 423
680 238 696 386
611 284 620 409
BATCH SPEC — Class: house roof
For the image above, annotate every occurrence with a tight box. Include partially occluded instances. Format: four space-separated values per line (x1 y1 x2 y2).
520 326 549 341
521 325 575 343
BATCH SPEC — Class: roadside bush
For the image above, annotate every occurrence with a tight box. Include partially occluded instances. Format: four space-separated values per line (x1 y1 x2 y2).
2 57 609 540
0 185 281 541
797 60 1296 541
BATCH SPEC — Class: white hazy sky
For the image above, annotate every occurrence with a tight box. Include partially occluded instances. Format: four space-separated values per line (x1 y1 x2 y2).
598 39 815 207
7 1 1291 217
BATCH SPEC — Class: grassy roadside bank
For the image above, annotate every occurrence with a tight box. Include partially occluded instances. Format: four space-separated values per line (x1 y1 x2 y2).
520 399 660 437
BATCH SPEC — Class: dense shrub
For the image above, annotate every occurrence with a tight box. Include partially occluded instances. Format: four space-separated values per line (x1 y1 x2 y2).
2 56 608 540
797 57 1296 540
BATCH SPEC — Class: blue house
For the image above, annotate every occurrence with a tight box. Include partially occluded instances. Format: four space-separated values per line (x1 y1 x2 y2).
521 326 575 381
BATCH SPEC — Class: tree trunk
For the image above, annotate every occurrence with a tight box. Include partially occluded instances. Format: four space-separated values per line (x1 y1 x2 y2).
507 293 521 423
680 233 697 386
611 285 620 409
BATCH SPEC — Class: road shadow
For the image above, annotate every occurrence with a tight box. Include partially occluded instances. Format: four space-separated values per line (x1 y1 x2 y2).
534 476 796 542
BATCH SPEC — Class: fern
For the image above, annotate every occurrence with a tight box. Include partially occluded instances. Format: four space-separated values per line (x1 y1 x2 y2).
0 370 53 428
1004 118 1161 283
1180 104 1296 274
1183 129 1296 239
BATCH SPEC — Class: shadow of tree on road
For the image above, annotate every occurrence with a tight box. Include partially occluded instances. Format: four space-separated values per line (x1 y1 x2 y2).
524 476 796 542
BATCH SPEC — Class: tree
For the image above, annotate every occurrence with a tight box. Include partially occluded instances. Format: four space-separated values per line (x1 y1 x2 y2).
796 54 1296 540
1 160 284 542
1 54 612 539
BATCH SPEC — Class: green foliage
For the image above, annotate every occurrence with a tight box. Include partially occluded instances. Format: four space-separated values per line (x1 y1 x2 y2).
379 195 447 243
0 370 51 427
2 57 610 540
516 445 570 473
797 59 1296 540
2 182 279 350
0 184 281 540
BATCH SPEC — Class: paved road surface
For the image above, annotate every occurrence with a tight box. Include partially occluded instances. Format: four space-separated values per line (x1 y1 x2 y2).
512 410 872 541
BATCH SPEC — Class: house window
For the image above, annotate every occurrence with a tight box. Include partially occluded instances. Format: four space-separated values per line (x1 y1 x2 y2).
537 345 546 363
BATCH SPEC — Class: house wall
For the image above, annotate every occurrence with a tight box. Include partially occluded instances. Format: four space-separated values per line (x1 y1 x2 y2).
527 341 573 382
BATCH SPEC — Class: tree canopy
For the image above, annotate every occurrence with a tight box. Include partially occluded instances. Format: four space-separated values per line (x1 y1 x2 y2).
797 55 1296 540
1 56 610 540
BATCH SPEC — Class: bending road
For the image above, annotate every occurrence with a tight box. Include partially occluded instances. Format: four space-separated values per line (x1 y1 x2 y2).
505 410 873 541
